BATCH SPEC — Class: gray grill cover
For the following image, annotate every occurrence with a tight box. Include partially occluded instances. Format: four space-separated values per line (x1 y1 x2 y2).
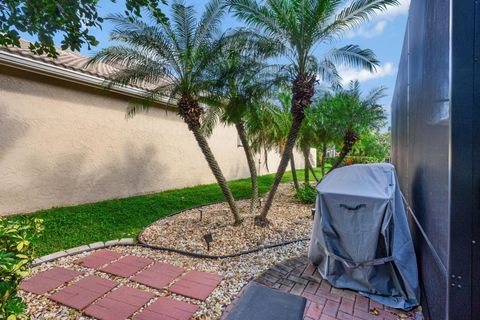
308 163 420 310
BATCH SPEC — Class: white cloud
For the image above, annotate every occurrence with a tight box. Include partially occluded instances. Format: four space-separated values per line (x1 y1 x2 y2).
347 20 387 38
382 0 410 17
339 62 396 85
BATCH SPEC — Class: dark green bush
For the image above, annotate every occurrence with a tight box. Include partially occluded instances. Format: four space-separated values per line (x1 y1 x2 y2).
0 217 43 319
324 155 379 168
295 185 317 204
348 156 379 164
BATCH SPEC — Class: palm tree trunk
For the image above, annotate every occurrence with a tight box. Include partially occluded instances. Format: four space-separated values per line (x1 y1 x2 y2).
255 73 315 226
192 128 242 224
178 95 241 224
321 142 327 177
290 150 300 192
329 128 359 173
303 147 310 186
308 157 319 182
235 121 258 216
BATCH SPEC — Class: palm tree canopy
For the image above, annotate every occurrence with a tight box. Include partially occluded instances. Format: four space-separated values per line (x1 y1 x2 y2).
200 36 284 136
228 0 398 80
90 0 228 116
245 89 293 153
324 80 387 136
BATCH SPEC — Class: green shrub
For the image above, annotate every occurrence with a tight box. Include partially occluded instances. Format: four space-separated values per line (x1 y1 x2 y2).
324 155 379 168
0 217 43 319
295 185 317 204
348 156 379 164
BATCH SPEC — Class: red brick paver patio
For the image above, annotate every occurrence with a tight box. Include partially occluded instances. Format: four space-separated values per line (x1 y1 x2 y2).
223 255 421 320
20 250 223 319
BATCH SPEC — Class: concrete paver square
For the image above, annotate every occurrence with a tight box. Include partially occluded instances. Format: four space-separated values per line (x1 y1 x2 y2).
84 286 154 320
49 275 118 310
100 255 153 278
75 250 122 269
19 267 81 295
133 296 198 320
132 262 184 289
169 270 223 301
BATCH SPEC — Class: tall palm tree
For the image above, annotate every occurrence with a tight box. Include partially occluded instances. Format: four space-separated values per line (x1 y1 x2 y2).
201 39 279 215
229 0 397 226
327 81 387 172
90 0 243 224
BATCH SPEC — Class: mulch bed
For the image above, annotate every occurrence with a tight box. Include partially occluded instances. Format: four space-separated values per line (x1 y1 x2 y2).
140 184 313 256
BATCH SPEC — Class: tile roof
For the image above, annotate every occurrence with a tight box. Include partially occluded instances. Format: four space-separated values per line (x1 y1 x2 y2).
0 39 118 80
0 40 165 95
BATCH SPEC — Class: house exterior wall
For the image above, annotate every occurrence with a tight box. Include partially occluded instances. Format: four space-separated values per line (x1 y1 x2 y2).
0 65 305 215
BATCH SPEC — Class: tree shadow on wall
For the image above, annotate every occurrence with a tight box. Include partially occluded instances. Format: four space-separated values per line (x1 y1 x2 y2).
14 143 165 212
0 106 30 162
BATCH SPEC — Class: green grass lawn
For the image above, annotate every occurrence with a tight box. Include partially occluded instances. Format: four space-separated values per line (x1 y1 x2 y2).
7 168 325 257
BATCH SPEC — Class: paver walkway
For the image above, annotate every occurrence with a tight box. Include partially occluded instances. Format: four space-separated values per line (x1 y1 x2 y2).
20 249 223 320
223 255 422 320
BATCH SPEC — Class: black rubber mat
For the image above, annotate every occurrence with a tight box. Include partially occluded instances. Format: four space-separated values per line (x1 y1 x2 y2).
226 283 306 320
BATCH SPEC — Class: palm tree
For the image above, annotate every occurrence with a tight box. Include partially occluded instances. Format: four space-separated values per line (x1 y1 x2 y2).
327 81 387 172
229 0 397 226
297 110 320 185
245 90 301 190
200 39 279 215
305 95 343 177
90 0 243 224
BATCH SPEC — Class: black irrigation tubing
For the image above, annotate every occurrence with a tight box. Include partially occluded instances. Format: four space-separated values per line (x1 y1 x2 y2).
136 238 310 260
136 200 311 259
32 238 311 267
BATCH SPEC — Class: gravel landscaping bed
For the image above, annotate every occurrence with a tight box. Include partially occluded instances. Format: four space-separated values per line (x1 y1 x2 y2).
19 242 309 319
140 184 313 255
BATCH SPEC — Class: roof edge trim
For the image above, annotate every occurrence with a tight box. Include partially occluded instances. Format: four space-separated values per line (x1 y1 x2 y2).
0 50 174 107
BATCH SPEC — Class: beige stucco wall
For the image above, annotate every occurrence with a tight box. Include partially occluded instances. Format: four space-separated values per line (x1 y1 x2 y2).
0 65 307 215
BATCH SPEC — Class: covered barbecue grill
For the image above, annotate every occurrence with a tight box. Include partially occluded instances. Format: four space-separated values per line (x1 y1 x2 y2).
308 163 420 310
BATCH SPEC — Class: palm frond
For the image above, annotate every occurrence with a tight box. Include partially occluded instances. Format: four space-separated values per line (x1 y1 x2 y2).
104 14 182 75
316 58 341 89
194 0 226 48
337 0 399 29
326 44 379 72
200 105 222 137
365 86 388 105
171 0 196 51
324 0 399 37
228 0 289 41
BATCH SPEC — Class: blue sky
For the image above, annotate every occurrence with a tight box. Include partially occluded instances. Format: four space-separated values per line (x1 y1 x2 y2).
20 0 410 128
